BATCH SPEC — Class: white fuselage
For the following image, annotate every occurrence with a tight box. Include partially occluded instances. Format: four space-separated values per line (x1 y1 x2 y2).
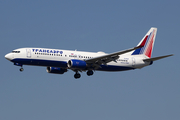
5 28 172 79
5 28 173 79
5 47 150 72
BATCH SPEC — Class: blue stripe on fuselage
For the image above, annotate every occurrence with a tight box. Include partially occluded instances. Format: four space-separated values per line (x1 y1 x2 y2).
11 58 134 71
97 65 134 71
11 58 68 68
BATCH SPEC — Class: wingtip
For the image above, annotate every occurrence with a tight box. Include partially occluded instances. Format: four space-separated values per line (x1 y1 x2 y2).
169 54 174 56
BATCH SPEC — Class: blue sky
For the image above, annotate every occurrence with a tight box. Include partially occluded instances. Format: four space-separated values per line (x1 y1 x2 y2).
0 0 179 120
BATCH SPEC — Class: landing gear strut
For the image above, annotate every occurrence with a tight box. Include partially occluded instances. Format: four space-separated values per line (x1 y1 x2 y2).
74 72 81 79
19 65 24 72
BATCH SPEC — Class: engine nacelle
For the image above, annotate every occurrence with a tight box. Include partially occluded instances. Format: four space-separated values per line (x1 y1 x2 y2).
67 59 87 69
46 67 67 74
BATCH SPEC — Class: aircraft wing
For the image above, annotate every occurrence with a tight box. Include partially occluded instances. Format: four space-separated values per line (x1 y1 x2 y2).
85 46 143 68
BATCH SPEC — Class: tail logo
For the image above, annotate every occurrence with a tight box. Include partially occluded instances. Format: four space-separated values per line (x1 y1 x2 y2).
132 29 156 58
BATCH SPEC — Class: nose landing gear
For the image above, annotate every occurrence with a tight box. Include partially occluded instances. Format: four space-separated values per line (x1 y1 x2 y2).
20 67 24 72
14 63 24 72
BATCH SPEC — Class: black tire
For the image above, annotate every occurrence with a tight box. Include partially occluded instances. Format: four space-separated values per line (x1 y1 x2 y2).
20 68 24 72
87 70 93 76
74 73 81 79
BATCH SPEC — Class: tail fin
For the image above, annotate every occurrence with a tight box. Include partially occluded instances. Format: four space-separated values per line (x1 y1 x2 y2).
132 27 157 58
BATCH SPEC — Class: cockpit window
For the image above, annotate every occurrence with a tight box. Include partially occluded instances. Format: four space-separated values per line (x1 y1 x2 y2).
12 51 20 53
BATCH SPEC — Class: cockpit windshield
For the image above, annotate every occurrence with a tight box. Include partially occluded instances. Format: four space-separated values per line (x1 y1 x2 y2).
12 51 20 53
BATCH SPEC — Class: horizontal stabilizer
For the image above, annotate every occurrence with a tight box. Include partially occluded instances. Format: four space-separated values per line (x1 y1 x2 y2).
143 54 173 62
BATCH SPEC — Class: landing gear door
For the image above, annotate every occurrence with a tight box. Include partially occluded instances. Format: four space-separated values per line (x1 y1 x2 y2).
26 49 31 58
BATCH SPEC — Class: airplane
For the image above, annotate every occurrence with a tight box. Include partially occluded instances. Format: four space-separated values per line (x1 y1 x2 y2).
5 27 173 79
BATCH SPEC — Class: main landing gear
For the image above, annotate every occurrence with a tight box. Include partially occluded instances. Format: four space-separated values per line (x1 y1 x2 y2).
74 72 81 79
74 70 94 79
87 70 93 76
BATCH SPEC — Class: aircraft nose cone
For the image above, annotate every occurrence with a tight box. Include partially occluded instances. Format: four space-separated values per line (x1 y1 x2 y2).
5 53 12 61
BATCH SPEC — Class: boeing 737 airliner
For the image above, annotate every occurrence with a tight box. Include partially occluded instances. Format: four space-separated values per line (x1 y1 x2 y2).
5 28 173 79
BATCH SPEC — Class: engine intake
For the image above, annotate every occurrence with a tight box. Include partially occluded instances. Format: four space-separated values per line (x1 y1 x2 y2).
46 67 67 74
67 59 87 69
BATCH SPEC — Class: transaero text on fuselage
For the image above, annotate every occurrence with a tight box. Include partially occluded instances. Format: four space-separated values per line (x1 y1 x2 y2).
32 49 63 54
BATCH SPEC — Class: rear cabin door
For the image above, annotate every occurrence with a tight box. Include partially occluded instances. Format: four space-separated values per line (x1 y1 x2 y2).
132 57 136 67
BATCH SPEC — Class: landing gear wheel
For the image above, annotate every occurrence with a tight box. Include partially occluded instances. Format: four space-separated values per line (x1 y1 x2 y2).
20 68 24 72
74 73 81 79
87 70 93 76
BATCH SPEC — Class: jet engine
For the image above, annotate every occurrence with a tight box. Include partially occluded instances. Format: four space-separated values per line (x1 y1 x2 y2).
67 59 87 69
46 67 67 74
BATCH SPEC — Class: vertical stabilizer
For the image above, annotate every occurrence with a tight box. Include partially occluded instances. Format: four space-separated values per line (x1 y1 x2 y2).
132 27 157 58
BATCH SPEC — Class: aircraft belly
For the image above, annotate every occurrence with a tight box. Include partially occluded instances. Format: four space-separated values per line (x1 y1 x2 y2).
11 58 67 68
97 65 134 71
